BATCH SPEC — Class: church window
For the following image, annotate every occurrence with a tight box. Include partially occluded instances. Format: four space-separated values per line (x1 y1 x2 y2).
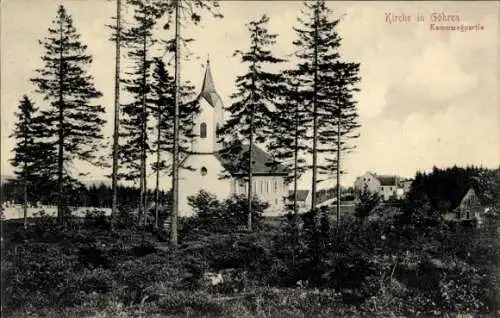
216 123 220 139
274 180 278 192
200 167 207 176
266 181 269 193
200 122 207 138
260 181 263 193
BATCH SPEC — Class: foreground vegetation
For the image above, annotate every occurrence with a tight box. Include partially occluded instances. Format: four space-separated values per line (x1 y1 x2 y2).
2 201 499 317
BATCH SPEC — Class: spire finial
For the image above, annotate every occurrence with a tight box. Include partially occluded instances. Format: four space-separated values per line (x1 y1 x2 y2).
201 55 215 93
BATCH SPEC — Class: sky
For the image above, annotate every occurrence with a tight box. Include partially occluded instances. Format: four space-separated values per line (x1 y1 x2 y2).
1 0 499 189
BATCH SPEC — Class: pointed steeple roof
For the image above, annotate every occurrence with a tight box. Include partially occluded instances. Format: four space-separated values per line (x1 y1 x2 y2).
201 58 215 92
199 58 223 108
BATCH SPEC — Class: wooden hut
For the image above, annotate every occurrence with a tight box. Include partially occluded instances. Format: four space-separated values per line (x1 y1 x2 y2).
443 188 483 223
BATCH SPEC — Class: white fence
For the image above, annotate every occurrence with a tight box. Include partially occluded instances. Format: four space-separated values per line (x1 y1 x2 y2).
1 204 111 220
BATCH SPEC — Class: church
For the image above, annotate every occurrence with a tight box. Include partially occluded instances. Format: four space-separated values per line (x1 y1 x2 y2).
177 60 289 216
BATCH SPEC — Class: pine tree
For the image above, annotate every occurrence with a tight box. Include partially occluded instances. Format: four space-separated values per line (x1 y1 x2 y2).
218 15 284 231
31 5 105 223
118 0 163 223
267 74 309 214
292 0 360 216
319 61 360 227
9 95 48 228
110 0 123 228
162 0 222 246
150 58 172 229
148 57 198 228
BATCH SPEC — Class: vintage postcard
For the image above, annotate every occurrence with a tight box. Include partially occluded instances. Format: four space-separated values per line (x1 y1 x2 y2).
1 1 499 317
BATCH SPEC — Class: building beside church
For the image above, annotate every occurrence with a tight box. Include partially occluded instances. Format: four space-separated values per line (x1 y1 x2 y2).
354 171 412 201
177 60 288 216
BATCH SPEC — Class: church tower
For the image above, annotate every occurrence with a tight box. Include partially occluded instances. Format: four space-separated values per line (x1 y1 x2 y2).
177 58 288 217
190 59 224 154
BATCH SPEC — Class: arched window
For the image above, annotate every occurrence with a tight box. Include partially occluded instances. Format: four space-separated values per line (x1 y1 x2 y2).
200 167 207 176
216 123 220 139
200 122 207 138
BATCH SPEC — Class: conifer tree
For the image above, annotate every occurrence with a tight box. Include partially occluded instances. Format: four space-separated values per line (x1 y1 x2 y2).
119 0 163 222
9 95 49 228
218 15 284 231
267 75 309 214
292 0 360 215
319 61 360 226
110 0 123 228
161 0 222 246
31 5 105 223
148 57 198 227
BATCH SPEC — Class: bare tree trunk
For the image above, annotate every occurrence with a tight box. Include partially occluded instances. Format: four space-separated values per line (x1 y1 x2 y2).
336 112 341 228
155 100 162 229
139 31 148 226
248 110 254 231
57 20 65 224
293 86 299 215
111 0 122 229
23 164 28 230
247 57 257 231
310 5 319 214
170 0 181 246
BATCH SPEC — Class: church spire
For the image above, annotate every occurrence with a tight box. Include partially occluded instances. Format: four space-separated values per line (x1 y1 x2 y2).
201 57 216 94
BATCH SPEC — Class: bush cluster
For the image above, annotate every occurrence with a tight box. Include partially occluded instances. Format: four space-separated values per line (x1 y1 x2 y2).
2 188 498 317
183 191 269 236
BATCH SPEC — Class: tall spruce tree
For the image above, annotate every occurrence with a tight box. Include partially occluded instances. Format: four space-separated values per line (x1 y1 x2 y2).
150 58 172 228
148 57 198 227
218 15 284 231
119 0 163 222
9 96 48 228
319 61 360 226
292 0 360 215
267 75 309 214
161 0 222 246
110 0 123 228
31 5 105 223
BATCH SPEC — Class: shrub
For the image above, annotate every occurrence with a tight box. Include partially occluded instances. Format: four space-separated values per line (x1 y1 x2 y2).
84 209 109 228
355 185 380 224
186 191 269 233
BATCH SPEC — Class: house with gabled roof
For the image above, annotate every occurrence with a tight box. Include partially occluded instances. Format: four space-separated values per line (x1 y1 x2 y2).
354 171 411 201
443 188 483 223
177 59 289 216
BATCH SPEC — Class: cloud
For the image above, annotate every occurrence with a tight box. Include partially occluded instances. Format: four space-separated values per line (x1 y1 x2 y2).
1 1 498 189
404 43 477 101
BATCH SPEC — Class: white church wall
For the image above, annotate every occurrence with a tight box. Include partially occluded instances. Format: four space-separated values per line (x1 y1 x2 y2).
232 175 287 215
191 98 217 153
178 154 232 217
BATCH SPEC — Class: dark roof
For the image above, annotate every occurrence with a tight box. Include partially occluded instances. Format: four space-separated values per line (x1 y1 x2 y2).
289 190 309 202
377 175 397 186
454 188 482 211
198 60 223 108
215 145 288 176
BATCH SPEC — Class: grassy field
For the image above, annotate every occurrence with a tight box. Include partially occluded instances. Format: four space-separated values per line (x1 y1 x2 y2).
1 210 499 317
